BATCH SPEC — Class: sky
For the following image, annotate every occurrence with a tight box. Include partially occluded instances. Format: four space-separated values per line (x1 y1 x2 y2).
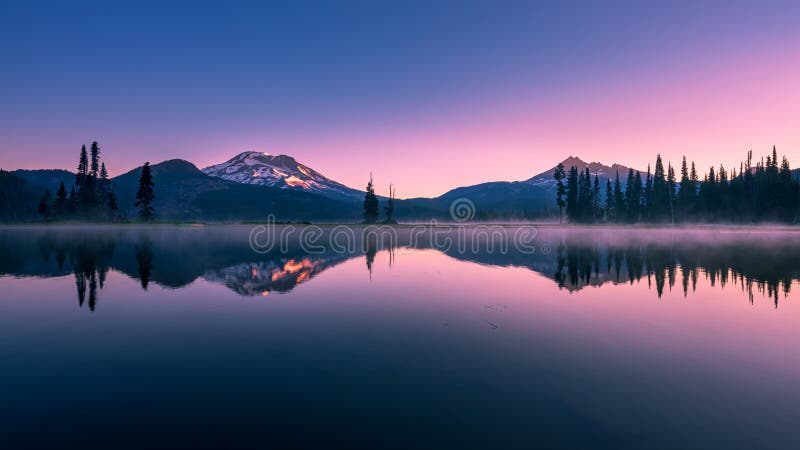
1 0 799 198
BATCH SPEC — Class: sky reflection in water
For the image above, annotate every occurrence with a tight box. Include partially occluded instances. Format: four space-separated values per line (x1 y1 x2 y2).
1 226 799 449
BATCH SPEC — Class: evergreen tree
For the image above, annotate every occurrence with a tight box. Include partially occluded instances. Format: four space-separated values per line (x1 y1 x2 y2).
68 186 78 214
632 171 643 222
107 190 119 221
53 181 69 218
592 174 600 221
77 145 88 184
37 189 52 219
90 141 100 178
677 157 692 220
134 162 155 221
667 163 676 223
362 173 379 223
624 169 635 222
651 155 668 221
578 168 593 222
565 166 579 222
553 163 566 224
643 165 653 220
613 172 625 223
605 179 614 222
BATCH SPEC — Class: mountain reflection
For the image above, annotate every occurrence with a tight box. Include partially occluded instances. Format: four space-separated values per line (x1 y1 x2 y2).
204 257 347 296
0 227 798 309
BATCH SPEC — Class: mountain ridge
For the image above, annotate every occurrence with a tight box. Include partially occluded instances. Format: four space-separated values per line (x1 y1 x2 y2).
4 154 645 221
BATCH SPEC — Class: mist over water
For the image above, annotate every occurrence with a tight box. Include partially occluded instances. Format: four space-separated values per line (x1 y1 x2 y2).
1 225 799 448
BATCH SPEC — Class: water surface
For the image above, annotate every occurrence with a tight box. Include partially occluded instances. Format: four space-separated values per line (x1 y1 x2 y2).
1 225 799 449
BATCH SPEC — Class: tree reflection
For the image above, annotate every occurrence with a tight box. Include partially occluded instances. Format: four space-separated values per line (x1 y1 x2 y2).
550 236 798 307
67 237 115 311
135 240 153 290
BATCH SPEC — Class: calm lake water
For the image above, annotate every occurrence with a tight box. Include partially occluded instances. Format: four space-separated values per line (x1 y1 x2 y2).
1 225 799 449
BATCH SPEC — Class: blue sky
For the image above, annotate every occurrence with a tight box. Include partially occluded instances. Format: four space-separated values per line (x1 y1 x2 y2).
2 0 799 197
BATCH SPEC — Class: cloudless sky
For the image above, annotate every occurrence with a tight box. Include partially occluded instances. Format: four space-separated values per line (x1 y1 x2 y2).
2 0 799 197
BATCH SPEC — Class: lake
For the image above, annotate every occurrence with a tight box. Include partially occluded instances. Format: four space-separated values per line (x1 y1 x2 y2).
1 225 799 449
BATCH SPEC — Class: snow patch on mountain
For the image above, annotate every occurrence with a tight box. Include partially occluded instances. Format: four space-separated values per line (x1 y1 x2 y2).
526 156 637 188
201 151 361 200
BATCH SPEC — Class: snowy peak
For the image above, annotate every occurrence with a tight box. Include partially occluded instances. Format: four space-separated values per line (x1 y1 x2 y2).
527 156 636 188
201 151 361 199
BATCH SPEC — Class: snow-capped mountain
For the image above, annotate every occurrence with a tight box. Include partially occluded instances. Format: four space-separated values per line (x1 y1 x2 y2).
201 151 362 200
526 156 636 188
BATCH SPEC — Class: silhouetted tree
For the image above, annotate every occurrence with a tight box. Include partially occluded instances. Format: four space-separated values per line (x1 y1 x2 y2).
553 163 566 223
134 162 155 221
77 145 88 186
362 173 379 224
604 179 614 222
592 174 600 221
383 183 396 224
90 141 100 179
566 166 579 222
613 172 625 223
53 181 69 218
37 189 52 218
135 242 153 289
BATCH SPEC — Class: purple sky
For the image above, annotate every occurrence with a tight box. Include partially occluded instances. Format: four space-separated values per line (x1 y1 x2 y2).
2 1 799 197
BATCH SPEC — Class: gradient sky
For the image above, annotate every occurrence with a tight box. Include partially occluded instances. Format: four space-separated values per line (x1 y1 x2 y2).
2 0 799 197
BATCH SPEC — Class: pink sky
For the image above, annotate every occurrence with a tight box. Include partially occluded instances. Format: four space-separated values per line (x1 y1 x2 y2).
3 28 799 198
186 41 800 198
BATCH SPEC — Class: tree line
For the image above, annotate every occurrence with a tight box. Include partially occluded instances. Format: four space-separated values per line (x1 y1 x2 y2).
554 147 800 224
37 142 156 222
37 142 119 221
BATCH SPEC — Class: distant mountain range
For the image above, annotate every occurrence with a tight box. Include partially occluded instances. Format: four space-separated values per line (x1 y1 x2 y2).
1 153 643 221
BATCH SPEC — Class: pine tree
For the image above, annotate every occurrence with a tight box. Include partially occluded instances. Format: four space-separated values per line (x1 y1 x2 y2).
644 165 653 220
53 181 69 218
677 157 692 221
107 189 119 221
566 166 579 222
605 179 614 222
624 169 635 222
90 141 100 178
37 189 52 219
553 163 566 224
134 162 155 221
632 171 643 222
592 174 600 221
613 172 625 223
68 186 78 214
578 168 593 222
98 161 110 209
651 155 668 221
362 173 379 224
77 145 88 182
667 163 676 223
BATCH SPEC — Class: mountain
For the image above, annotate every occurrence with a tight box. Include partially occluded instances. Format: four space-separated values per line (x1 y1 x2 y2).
202 151 363 200
423 157 637 217
10 169 76 193
0 170 43 221
1 154 642 222
526 156 636 188
112 159 361 221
